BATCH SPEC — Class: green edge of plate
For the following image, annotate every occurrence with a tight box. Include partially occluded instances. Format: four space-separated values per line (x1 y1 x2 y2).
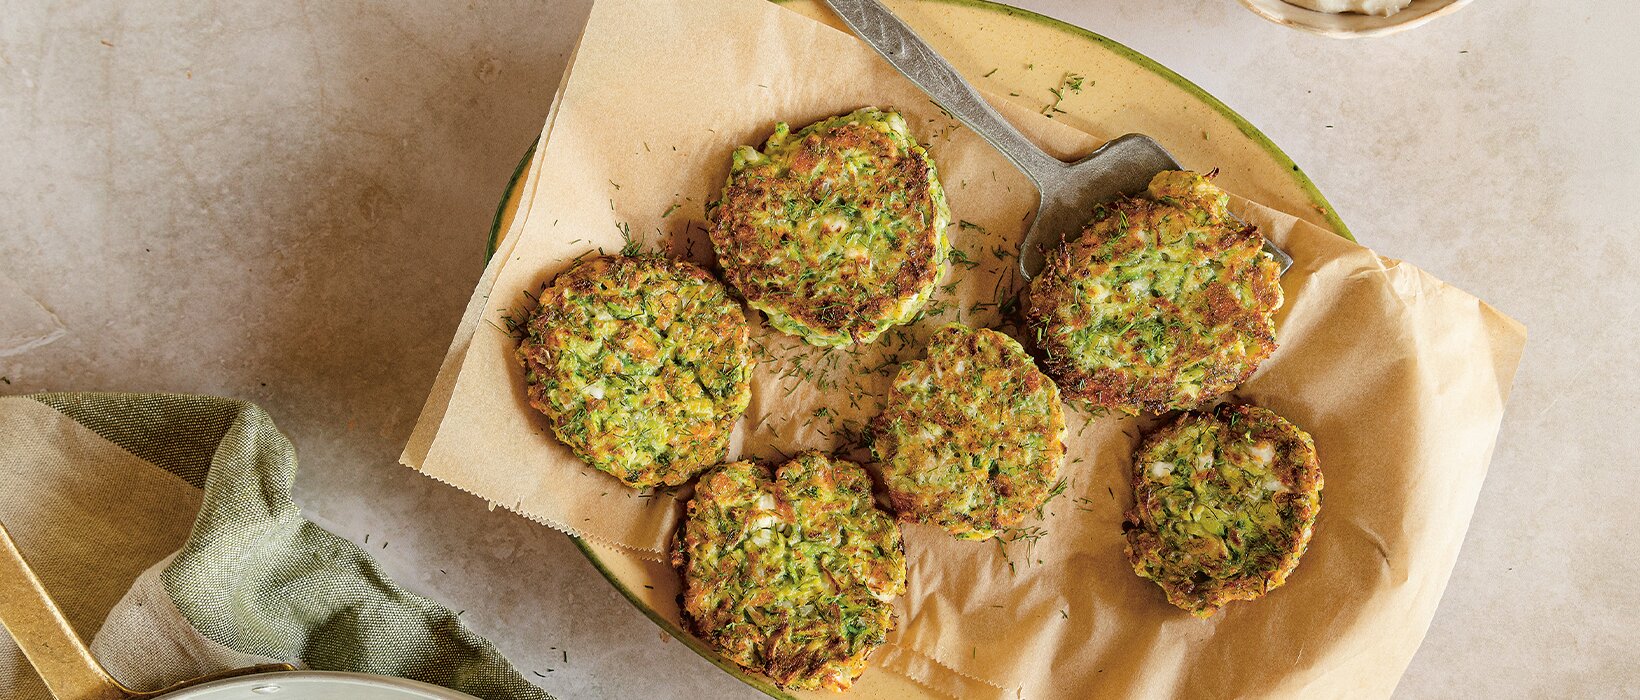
484 2 1359 696
569 537 796 699
486 141 538 258
933 0 1356 242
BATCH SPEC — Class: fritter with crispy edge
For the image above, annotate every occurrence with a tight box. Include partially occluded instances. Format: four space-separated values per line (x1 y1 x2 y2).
672 453 907 691
870 323 1067 540
708 107 951 347
1027 170 1282 414
1123 403 1322 618
516 255 753 489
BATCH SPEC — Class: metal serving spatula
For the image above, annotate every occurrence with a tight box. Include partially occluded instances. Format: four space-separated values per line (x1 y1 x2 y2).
820 0 1293 279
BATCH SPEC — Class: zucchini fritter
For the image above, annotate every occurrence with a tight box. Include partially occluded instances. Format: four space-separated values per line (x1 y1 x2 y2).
517 255 753 489
871 324 1067 540
1027 171 1282 414
1123 404 1322 618
673 453 907 691
709 107 951 347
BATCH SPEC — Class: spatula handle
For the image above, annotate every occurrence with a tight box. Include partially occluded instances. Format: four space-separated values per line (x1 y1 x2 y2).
0 521 127 700
822 0 1065 185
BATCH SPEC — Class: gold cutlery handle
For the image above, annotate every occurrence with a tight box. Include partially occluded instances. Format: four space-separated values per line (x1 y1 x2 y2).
0 520 126 700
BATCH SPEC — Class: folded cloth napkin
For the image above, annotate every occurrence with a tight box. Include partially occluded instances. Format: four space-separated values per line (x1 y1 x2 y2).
0 392 551 700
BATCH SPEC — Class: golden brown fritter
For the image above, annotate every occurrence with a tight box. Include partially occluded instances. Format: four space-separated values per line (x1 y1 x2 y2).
1027 171 1282 414
871 323 1066 540
1124 403 1322 617
708 107 950 347
672 453 906 691
517 255 753 488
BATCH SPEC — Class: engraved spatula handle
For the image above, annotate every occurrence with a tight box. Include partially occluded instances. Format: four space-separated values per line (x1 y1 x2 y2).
822 0 1069 189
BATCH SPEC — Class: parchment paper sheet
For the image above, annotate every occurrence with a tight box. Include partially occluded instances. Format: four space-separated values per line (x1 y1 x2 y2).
402 0 1527 696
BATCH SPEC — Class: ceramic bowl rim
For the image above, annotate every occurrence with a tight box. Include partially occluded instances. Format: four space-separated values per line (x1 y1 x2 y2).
1235 0 1474 38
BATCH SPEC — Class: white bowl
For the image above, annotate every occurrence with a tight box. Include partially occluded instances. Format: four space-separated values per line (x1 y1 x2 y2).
1236 0 1473 38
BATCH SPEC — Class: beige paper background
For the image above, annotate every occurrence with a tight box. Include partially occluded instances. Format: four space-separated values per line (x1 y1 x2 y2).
402 0 1526 696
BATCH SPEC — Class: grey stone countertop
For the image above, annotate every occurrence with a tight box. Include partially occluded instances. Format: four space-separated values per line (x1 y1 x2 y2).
1 0 1634 697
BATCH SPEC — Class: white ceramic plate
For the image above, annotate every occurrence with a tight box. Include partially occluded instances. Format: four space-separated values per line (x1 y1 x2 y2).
1236 0 1473 37
161 672 478 700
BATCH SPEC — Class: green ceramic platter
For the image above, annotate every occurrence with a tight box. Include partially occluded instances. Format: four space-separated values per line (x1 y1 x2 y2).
485 2 1354 697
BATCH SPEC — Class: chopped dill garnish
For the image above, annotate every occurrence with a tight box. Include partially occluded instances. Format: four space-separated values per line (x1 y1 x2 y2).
661 203 682 218
495 282 541 341
913 300 952 321
995 538 1016 574
1042 72 1086 117
617 222 644 256
1037 478 1069 518
998 524 1049 570
927 99 956 122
